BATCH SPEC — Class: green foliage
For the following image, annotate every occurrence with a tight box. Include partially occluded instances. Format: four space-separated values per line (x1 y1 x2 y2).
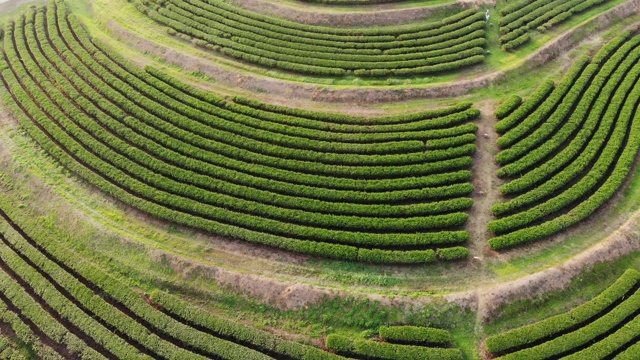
494 95 522 120
378 325 451 345
136 0 487 76
0 1 478 263
489 34 640 249
326 335 464 359
485 269 640 356
436 246 469 261
494 79 555 134
496 57 590 152
325 335 354 354
498 0 613 51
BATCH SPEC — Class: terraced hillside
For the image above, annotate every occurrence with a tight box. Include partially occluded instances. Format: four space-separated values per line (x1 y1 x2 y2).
0 0 638 359
134 0 487 76
0 196 350 359
1 1 480 264
489 31 640 249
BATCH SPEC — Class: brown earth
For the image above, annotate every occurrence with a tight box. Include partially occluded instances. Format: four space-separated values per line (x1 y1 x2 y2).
107 0 640 104
465 100 503 262
0 0 47 14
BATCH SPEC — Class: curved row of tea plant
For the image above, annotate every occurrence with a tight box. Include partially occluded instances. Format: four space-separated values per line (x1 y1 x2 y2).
326 325 463 359
485 269 640 359
489 32 640 249
494 79 555 134
498 0 612 51
0 1 475 263
133 0 487 76
0 191 352 359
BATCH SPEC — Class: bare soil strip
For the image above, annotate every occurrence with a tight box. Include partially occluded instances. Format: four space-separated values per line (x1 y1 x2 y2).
465 100 502 262
0 0 47 14
106 0 640 104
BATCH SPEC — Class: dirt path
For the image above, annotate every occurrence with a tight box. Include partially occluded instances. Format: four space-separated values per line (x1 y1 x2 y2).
465 100 502 262
0 0 47 13
107 0 640 104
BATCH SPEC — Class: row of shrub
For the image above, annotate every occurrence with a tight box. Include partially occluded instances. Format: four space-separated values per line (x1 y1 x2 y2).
490 270 640 359
491 71 639 231
137 0 487 76
0 261 107 359
56 11 479 199
52 13 479 214
615 341 640 360
65 19 482 173
101 63 481 149
62 13 477 187
493 46 640 217
0 292 70 360
49 6 474 233
0 194 300 359
497 37 638 172
166 0 484 52
494 95 522 120
0 220 159 359
489 35 640 246
498 0 612 51
0 1 471 263
228 93 474 127
485 269 640 354
496 63 599 169
489 62 640 248
325 334 463 359
298 0 404 5
496 33 632 191
149 290 345 359
495 56 589 149
561 313 639 359
33 15 476 230
378 326 451 346
162 2 487 68
170 0 478 38
144 68 480 136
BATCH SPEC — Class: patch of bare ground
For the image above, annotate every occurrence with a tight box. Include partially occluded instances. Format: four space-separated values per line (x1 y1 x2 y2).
0 0 47 14
0 76 639 350
466 100 503 262
107 0 640 104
